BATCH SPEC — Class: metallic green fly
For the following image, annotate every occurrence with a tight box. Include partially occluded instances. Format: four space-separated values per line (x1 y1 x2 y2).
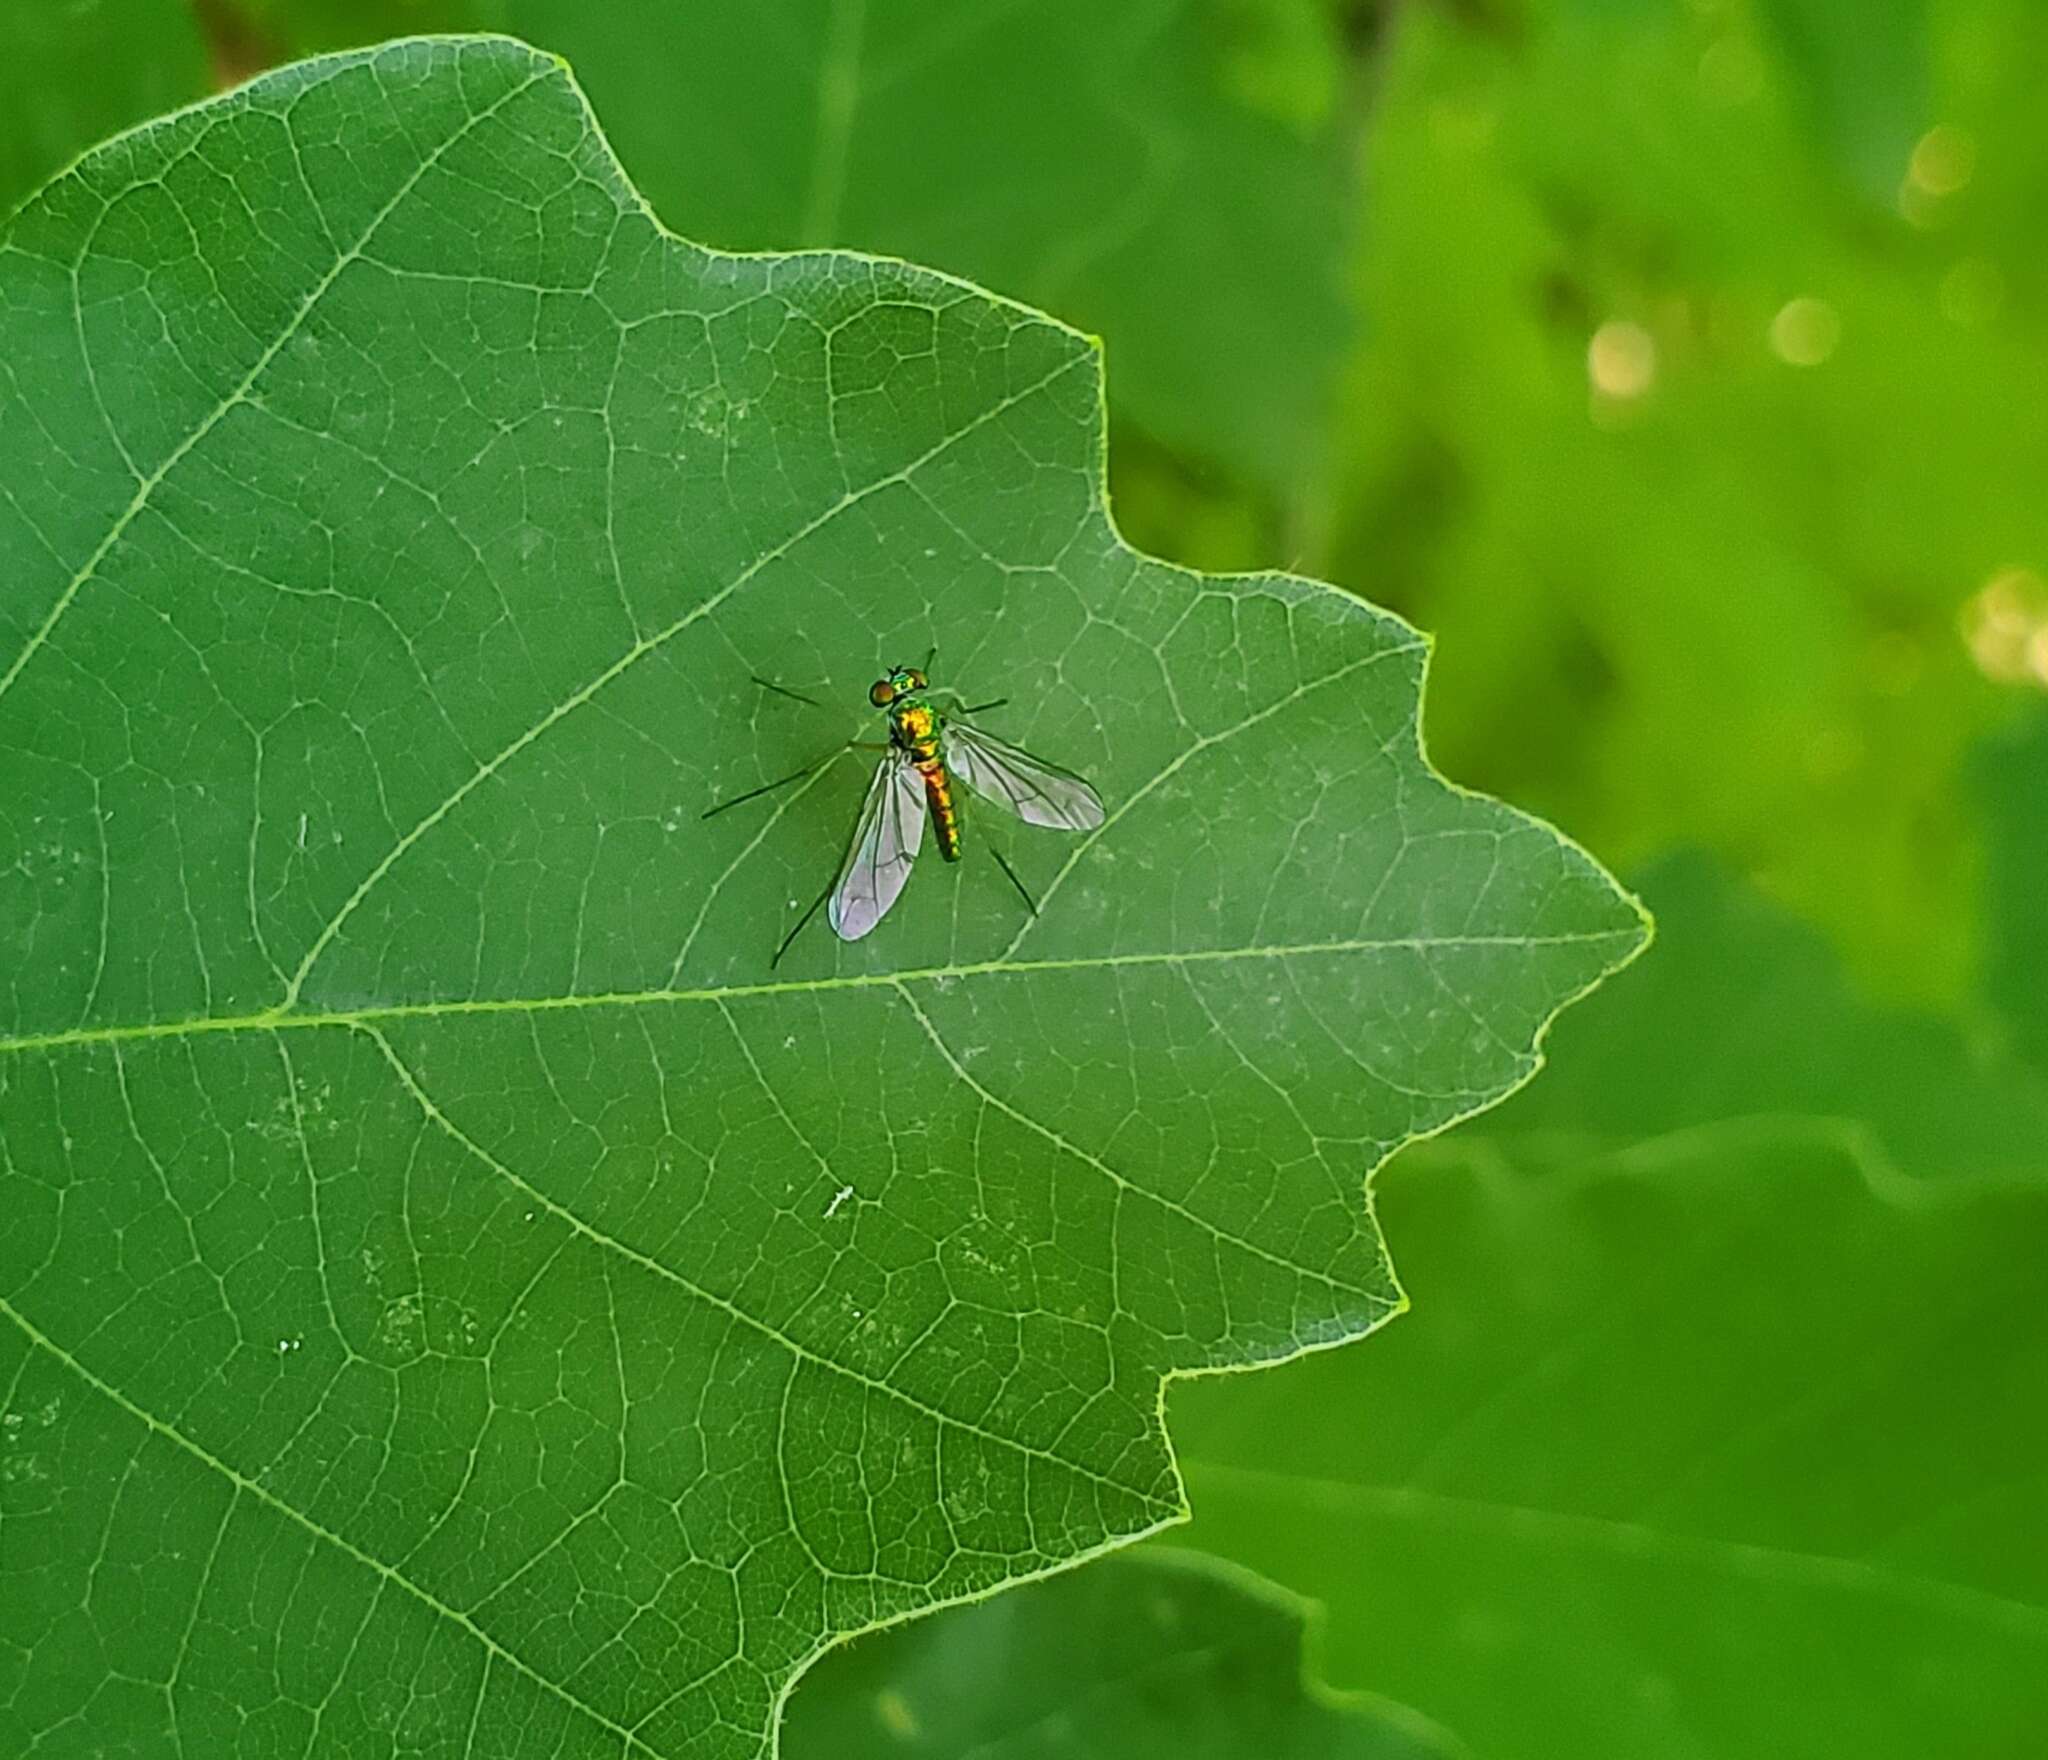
704 661 1106 963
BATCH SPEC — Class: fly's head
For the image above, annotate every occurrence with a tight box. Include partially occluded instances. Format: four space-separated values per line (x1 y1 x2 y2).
868 664 927 706
869 664 929 721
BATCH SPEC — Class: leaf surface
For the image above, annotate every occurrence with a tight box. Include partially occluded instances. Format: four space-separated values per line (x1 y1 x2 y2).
0 38 1642 1758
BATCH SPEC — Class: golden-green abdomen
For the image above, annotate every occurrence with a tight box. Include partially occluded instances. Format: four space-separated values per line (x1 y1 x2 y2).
892 701 962 861
919 758 963 862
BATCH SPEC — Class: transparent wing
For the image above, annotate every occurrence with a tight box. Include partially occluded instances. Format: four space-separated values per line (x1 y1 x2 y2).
946 722 1105 831
827 751 926 941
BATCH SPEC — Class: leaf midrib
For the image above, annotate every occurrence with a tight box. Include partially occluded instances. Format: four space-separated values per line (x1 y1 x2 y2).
0 928 1639 1057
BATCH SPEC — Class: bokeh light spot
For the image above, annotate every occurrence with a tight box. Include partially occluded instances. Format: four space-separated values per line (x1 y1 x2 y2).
1962 569 2048 687
1589 321 1657 399
1770 298 1840 366
1909 125 1976 196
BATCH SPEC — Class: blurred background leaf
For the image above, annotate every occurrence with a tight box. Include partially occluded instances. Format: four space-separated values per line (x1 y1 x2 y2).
0 0 208 216
1753 0 1931 199
1979 703 2048 1079
1171 1120 2048 1760
1494 852 2048 1179
785 1552 1466 1759
1165 851 2048 1760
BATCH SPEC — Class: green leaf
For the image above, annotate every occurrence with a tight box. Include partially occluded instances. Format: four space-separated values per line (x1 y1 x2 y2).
1497 852 2048 1181
0 0 209 218
1176 1126 2048 1760
0 37 1643 1758
784 1551 1463 1759
1168 861 2048 1760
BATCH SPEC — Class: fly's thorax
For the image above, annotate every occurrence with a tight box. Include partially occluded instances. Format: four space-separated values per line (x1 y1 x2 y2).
889 697 942 757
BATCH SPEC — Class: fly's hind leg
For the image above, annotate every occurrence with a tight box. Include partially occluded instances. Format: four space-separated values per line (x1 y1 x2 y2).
738 741 891 967
702 744 848 819
703 740 889 819
772 881 834 968
989 845 1038 918
752 675 822 707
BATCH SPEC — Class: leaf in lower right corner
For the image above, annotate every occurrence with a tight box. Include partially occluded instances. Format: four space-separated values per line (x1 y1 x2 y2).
1167 860 2048 1760
1174 1126 2048 1760
784 1551 1460 1760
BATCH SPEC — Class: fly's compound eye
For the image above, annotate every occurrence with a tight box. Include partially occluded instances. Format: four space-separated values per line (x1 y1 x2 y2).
906 669 926 691
869 679 896 707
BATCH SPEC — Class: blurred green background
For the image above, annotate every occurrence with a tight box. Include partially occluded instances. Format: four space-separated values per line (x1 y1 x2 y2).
6 0 2041 1753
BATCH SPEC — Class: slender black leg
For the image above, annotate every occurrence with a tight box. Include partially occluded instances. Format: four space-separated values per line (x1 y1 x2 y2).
771 881 834 968
962 697 1007 715
990 846 1038 917
702 744 849 819
922 643 938 674
703 739 893 819
752 675 820 707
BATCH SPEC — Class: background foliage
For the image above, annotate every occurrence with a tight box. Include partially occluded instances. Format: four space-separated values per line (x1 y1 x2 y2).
2 0 2042 1755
